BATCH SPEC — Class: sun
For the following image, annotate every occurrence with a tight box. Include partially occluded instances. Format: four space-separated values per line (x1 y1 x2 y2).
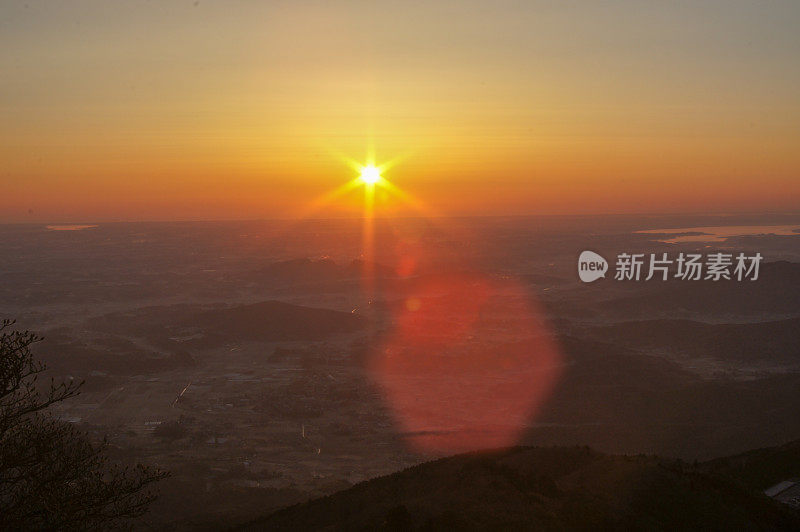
359 165 381 185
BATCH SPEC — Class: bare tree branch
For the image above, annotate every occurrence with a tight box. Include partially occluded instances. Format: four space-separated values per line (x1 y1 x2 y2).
0 320 168 530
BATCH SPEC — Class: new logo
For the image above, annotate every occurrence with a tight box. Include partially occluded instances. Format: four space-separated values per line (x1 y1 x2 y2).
578 251 608 283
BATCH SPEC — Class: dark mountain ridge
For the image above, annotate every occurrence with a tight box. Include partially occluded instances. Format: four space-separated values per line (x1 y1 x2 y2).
244 444 800 531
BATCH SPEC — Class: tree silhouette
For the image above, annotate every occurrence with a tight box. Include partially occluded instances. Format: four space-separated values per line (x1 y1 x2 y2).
0 320 168 529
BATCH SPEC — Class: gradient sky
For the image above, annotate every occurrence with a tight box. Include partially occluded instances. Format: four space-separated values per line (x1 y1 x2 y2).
1 0 799 222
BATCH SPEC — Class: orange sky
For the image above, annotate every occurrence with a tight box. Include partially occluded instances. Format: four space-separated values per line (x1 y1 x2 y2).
1 1 799 222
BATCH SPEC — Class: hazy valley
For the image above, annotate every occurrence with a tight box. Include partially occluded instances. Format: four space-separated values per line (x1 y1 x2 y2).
2 214 800 527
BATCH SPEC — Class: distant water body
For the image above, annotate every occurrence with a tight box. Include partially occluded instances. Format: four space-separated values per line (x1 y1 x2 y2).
637 225 800 243
45 224 98 231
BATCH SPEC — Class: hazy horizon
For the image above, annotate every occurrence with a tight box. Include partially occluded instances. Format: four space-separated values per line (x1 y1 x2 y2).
5 210 800 226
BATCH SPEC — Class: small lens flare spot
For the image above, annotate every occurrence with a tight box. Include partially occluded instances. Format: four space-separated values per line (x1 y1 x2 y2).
359 165 381 184
405 298 421 311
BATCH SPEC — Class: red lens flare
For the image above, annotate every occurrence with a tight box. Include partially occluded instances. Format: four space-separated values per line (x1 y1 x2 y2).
369 274 562 454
